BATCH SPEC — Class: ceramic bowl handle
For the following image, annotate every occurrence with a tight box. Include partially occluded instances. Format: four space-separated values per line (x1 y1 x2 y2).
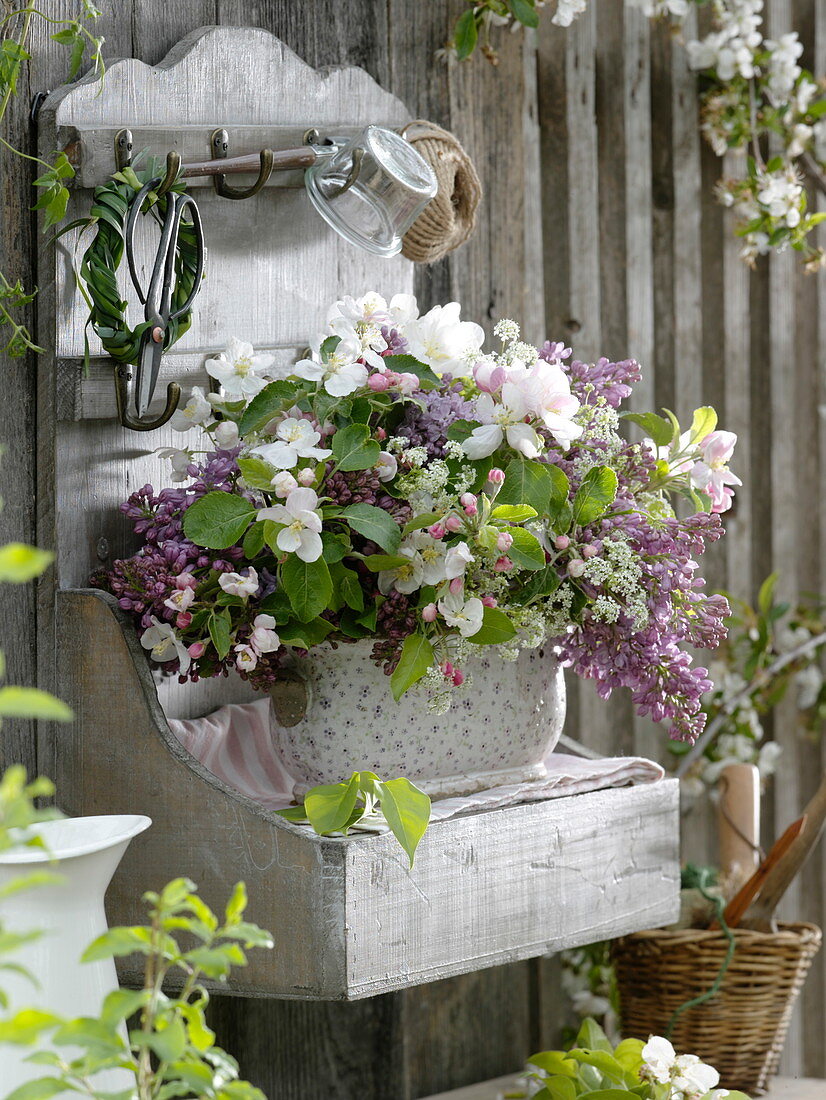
270 668 311 728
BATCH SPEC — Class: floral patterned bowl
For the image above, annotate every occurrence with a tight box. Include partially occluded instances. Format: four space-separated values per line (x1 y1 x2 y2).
269 640 566 800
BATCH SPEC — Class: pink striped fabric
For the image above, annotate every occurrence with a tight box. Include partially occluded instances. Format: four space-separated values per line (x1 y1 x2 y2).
168 699 665 820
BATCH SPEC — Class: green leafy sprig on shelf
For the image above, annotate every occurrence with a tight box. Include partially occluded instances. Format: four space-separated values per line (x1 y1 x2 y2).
279 771 432 866
0 2 105 357
0 875 273 1100
446 0 826 268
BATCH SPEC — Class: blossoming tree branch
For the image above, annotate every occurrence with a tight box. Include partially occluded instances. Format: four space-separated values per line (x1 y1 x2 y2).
449 0 826 268
95 285 740 747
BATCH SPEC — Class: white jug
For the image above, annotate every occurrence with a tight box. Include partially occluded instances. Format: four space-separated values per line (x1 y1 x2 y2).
0 814 151 1091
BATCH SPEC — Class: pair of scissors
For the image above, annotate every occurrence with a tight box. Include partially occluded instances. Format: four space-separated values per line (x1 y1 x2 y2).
125 178 206 418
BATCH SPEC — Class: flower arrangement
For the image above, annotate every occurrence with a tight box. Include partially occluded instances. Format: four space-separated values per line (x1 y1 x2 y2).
447 0 826 267
96 292 739 745
513 1017 747 1100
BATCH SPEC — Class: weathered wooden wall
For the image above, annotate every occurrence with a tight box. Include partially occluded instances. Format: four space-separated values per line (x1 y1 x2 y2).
0 0 823 1092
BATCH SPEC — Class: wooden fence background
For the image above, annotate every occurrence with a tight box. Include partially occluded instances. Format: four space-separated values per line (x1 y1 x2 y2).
0 0 823 1092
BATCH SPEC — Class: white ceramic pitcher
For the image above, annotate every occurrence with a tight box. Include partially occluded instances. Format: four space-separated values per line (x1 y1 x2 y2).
0 814 151 1090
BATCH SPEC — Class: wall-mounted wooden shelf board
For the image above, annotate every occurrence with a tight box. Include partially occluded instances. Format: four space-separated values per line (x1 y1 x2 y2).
50 590 680 1002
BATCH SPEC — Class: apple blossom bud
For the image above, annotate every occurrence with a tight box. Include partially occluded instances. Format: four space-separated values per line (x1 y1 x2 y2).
452 670 465 686
398 372 419 395
581 543 598 558
428 523 445 539
368 372 391 392
488 468 505 485
176 611 192 629
554 534 570 550
214 420 239 448
481 595 498 608
442 661 454 677
175 572 197 589
567 558 586 578
494 556 514 572
272 471 298 497
449 576 464 594
188 641 206 659
445 514 463 533
384 371 401 385
297 467 316 486
422 602 438 623
496 530 513 552
460 492 478 516
376 427 387 441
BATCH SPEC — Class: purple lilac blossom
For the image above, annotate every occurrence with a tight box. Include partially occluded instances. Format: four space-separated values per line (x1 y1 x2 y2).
396 378 475 458
561 354 643 409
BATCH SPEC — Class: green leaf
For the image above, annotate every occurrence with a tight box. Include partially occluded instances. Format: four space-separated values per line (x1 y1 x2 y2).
491 504 538 523
528 1051 578 1077
574 1017 614 1053
362 553 410 571
281 555 332 622
242 520 266 559
758 571 778 616
390 633 434 700
468 606 517 645
338 567 364 611
331 424 381 472
224 881 248 924
4 1079 68 1100
379 778 431 867
509 0 540 27
520 564 561 603
497 458 554 513
689 405 718 444
135 1015 187 1062
622 411 673 448
208 610 232 660
277 617 334 648
182 491 256 549
321 531 349 563
382 354 440 388
0 1009 61 1046
541 1077 578 1100
100 988 150 1029
567 1049 634 1086
613 1038 645 1076
238 380 300 435
571 466 618 529
506 528 545 570
51 1016 123 1054
0 688 72 722
0 543 54 583
304 773 361 834
402 512 441 536
454 8 478 59
342 503 402 553
81 925 154 962
238 455 278 490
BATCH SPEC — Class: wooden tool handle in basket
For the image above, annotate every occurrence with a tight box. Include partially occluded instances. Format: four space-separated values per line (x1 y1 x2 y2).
743 770 826 931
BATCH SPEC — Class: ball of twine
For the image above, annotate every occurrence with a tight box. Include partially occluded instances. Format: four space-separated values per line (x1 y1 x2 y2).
401 120 482 264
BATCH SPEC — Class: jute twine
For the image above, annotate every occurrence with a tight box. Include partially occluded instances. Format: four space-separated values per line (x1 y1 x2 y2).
612 922 822 1095
401 120 482 263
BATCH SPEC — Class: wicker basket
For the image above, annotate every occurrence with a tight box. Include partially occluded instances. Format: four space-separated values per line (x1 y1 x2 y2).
612 922 821 1095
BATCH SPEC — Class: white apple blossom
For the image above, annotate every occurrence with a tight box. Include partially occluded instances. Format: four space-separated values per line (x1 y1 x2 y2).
214 420 240 448
170 386 211 432
378 546 425 595
251 417 332 470
404 532 449 585
140 617 191 673
256 487 324 563
640 1035 720 1100
157 447 192 483
234 644 258 672
249 613 281 655
294 335 369 396
375 451 398 482
271 471 298 497
462 385 543 460
438 592 484 638
690 430 741 512
328 293 389 369
444 541 475 579
404 302 485 375
553 0 588 26
755 168 803 228
163 586 195 615
206 338 277 398
218 568 259 599
516 361 583 448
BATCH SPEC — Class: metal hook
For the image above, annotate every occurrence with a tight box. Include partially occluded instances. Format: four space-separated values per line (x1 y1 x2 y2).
155 151 182 199
114 127 133 171
210 128 274 200
114 364 181 431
